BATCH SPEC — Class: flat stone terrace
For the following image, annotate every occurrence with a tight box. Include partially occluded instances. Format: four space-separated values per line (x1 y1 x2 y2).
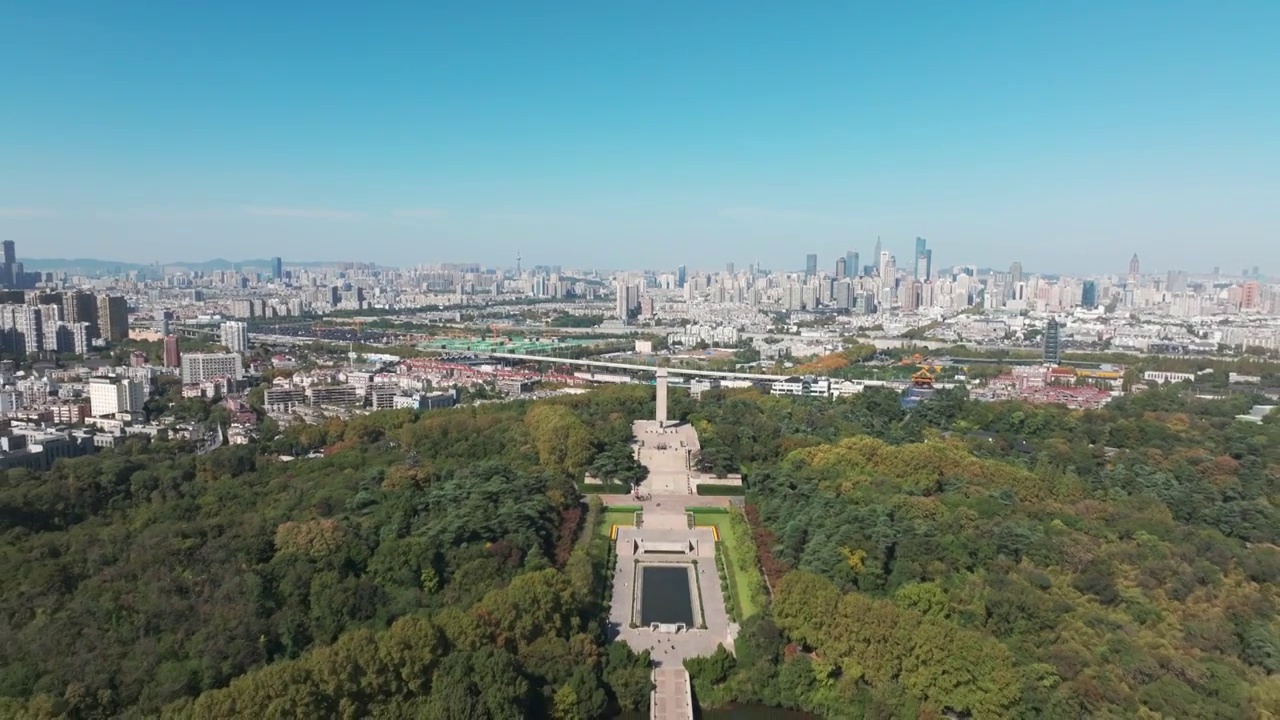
650 667 694 720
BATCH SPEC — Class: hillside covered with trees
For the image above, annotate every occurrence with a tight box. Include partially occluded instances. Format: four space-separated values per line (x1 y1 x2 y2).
1 379 1277 718
687 385 1280 718
0 389 656 718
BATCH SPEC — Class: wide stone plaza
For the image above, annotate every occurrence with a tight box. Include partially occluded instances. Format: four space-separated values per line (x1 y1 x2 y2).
608 516 732 664
633 420 700 494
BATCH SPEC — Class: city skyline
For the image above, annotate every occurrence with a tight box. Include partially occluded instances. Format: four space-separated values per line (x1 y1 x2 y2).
6 243 1269 281
3 3 1278 272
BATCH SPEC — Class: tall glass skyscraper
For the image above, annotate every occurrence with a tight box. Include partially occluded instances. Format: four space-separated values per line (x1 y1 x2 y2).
805 254 817 278
913 237 931 280
1081 280 1098 309
846 250 859 278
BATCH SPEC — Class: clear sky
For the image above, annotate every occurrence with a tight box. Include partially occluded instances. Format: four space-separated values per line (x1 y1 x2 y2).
2 1 1277 274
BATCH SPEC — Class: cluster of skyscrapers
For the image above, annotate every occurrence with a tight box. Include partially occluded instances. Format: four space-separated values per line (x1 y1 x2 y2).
0 241 129 356
0 290 129 356
807 237 932 282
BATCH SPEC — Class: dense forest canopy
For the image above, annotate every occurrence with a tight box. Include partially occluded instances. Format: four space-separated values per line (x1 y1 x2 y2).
0 389 656 718
0 379 1278 718
687 385 1280 718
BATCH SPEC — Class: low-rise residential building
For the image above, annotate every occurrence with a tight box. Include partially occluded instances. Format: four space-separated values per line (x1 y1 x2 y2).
689 378 720 399
181 353 244 384
369 384 400 410
1143 370 1195 384
308 384 360 407
264 385 307 412
88 376 147 418
391 391 457 411
770 375 832 397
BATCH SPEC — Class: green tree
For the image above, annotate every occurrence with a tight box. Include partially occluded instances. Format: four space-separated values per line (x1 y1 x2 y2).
587 443 648 487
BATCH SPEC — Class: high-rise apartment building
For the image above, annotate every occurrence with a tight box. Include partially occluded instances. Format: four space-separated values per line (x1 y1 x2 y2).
805 254 818 278
181 353 244 384
1009 261 1023 285
0 304 44 354
614 280 639 321
783 284 805 311
220 321 250 354
229 299 254 318
36 304 62 350
833 279 853 309
900 279 919 312
835 256 846 279
1242 281 1260 310
163 334 181 368
54 322 92 355
61 291 99 337
97 295 129 341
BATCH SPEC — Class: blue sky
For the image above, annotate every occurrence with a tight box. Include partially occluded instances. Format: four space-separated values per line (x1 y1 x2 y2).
1 1 1277 274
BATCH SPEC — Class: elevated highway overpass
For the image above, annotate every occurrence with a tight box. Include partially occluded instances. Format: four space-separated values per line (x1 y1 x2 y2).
485 352 784 381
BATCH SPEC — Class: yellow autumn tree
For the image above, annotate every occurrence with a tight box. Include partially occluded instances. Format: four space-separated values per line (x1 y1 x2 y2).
524 405 593 476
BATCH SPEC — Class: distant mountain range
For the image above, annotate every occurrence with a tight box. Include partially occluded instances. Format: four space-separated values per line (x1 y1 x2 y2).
23 258 346 274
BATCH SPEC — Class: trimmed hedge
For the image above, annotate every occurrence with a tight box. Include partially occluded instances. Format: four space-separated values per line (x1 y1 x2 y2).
688 506 730 515
578 482 633 495
715 546 739 622
695 484 746 496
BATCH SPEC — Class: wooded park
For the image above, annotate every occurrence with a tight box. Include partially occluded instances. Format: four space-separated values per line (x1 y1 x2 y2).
0 382 1276 718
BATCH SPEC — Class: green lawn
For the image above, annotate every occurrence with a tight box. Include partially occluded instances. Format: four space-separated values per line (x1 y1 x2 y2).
694 513 762 620
599 510 639 538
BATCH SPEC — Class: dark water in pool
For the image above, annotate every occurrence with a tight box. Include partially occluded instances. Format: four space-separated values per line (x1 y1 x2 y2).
639 565 694 625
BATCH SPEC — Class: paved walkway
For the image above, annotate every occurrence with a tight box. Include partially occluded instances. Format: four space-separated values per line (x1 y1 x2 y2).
606 420 742 717
606 421 737 720
650 667 694 720
607 436 736 666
